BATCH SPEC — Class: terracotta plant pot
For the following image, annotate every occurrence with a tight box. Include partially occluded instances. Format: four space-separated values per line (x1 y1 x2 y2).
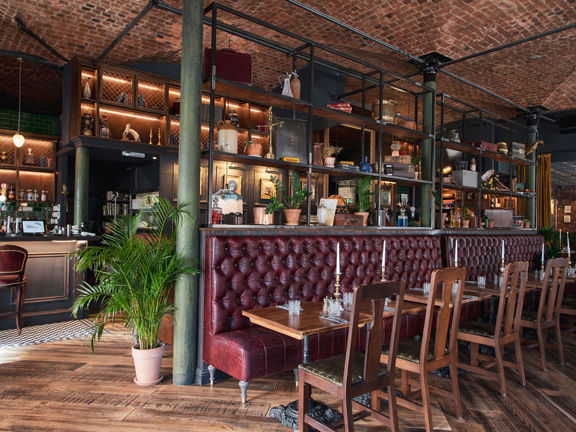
132 342 165 386
523 221 531 229
246 142 262 157
284 208 301 226
461 219 470 228
324 156 336 167
354 211 369 226
253 207 273 225
488 220 495 228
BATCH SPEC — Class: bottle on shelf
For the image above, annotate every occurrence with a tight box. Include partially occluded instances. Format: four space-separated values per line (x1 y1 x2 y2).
8 184 15 201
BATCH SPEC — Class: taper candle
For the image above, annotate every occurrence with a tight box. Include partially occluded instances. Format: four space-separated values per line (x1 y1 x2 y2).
336 243 340 274
382 240 386 268
501 239 505 261
455 239 459 265
568 232 571 257
541 243 545 262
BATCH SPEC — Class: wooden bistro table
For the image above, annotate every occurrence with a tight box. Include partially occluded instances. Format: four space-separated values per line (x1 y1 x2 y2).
243 300 426 364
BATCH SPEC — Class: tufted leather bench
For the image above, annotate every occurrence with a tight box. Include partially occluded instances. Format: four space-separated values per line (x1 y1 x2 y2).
443 234 544 279
202 234 442 401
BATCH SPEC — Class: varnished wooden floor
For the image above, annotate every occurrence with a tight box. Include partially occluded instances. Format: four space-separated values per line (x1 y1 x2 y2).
1 324 575 431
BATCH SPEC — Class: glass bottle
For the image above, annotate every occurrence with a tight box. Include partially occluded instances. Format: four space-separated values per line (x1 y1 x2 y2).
24 148 34 165
7 184 15 201
18 188 25 201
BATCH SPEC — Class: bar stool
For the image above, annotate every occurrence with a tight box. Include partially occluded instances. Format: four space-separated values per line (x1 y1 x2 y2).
0 245 28 334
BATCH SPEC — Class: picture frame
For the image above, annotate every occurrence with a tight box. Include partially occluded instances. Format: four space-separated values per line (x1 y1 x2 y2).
564 215 571 223
300 176 318 202
222 173 242 195
565 205 571 214
260 177 276 200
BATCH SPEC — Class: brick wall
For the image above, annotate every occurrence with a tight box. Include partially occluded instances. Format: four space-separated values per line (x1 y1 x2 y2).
0 109 60 137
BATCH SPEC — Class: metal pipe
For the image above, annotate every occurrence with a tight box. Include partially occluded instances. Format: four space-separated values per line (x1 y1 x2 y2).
0 49 61 70
341 71 421 98
73 146 89 226
421 69 436 227
284 0 424 64
173 0 203 386
13 16 68 62
443 22 576 67
96 0 155 63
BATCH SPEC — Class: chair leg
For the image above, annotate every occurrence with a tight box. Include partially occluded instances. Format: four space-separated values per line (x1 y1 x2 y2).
342 397 354 432
556 322 565 364
494 343 507 397
298 372 310 432
536 325 548 371
401 369 410 397
514 335 526 387
15 285 22 335
470 342 479 367
449 361 463 419
420 373 433 432
239 380 249 403
388 379 400 432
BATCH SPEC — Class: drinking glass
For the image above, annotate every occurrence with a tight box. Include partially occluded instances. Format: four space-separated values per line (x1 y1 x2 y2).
423 282 431 296
477 275 486 287
343 292 353 309
288 299 301 316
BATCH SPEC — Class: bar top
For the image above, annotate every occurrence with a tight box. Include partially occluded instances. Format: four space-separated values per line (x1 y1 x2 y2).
0 234 100 242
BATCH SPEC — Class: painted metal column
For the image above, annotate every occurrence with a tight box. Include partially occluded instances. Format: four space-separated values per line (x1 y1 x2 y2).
421 64 437 227
173 0 203 386
526 111 538 226
73 146 89 226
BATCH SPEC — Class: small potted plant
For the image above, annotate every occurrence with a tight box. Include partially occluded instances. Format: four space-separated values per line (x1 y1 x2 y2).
72 197 197 386
321 143 343 167
411 155 421 180
266 171 311 225
486 217 495 228
523 218 531 229
354 176 373 226
460 205 471 228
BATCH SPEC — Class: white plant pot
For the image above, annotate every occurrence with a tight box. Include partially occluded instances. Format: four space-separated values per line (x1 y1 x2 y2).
132 342 165 386
324 157 336 167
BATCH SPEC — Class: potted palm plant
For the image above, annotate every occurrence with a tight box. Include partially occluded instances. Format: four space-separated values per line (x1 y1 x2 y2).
266 171 311 225
354 176 373 226
72 197 197 386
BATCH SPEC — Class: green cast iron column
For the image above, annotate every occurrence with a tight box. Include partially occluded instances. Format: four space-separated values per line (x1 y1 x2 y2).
173 0 203 385
527 111 538 226
73 146 89 226
421 65 437 227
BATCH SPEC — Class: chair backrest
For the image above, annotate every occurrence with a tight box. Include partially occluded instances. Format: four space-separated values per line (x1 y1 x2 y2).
421 266 466 363
540 258 568 322
343 280 406 387
0 245 28 280
496 261 529 338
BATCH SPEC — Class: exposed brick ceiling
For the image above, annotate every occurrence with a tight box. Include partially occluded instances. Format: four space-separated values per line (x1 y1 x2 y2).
0 0 574 120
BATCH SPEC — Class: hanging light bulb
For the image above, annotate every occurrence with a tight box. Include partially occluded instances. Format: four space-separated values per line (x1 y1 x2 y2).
13 58 25 148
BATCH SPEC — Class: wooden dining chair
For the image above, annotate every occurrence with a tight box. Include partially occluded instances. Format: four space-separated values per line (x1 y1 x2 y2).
520 258 568 371
374 266 466 432
0 245 29 334
298 280 406 432
457 261 528 397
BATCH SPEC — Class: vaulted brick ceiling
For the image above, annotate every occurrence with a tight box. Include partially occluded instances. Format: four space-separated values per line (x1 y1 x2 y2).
0 0 574 118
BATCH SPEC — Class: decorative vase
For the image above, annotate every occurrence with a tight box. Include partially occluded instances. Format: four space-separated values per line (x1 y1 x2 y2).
324 156 336 168
246 141 262 156
132 342 165 386
461 219 470 228
290 73 301 99
217 120 238 153
83 78 92 99
284 208 301 226
253 207 273 224
359 156 373 173
354 211 369 226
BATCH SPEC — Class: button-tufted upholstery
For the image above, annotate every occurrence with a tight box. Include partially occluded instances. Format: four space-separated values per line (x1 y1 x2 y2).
443 234 544 280
202 234 443 383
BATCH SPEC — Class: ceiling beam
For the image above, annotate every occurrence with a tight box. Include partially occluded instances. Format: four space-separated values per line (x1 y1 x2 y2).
13 16 68 63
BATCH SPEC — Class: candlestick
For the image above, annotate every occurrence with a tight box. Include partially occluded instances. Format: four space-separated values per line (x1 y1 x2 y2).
500 257 506 277
541 243 545 270
157 128 162 146
454 239 459 267
336 243 340 275
334 273 341 301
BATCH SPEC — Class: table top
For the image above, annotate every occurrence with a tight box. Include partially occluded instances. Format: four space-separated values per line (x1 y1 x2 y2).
404 285 492 305
242 300 426 340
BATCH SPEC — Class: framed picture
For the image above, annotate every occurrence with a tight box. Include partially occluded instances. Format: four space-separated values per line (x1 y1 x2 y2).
222 173 242 195
260 177 276 200
379 181 395 207
565 205 572 214
301 176 318 202
564 215 571 223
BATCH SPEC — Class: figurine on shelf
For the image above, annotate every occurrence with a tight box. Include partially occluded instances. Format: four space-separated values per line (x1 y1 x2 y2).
157 128 162 146
81 113 94 136
122 123 141 142
99 114 111 138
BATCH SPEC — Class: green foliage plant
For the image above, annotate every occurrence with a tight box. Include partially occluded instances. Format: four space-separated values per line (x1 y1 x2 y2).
265 171 311 213
72 197 197 351
355 176 373 213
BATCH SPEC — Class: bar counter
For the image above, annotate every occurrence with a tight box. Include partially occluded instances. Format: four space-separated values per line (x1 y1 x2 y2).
0 235 97 330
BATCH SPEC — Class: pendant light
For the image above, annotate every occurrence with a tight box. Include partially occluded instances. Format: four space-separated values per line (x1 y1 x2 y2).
12 57 25 148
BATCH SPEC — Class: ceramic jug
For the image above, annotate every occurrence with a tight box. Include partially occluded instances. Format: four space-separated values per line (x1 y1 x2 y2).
217 120 238 153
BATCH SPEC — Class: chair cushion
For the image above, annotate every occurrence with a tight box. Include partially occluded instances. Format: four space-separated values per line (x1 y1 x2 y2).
459 321 496 338
300 353 388 386
382 338 449 364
